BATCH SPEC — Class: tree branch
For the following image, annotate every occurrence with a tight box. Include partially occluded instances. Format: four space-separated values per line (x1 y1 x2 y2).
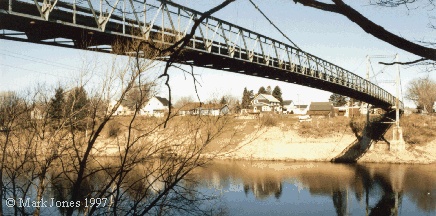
379 57 427 65
293 0 340 13
293 0 436 61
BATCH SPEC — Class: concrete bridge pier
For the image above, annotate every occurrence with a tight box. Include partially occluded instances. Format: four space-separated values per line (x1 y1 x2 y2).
390 126 405 152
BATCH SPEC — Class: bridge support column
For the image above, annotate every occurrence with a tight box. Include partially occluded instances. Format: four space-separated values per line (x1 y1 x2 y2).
390 126 405 152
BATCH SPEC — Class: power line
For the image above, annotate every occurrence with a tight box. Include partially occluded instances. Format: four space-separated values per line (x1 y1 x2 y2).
350 58 365 74
0 49 81 71
0 63 70 79
0 53 78 72
248 0 301 50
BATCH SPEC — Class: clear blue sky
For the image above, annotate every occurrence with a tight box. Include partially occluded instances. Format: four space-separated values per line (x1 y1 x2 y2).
0 0 434 107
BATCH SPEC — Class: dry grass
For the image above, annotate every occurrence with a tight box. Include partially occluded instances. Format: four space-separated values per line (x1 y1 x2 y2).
100 113 436 155
296 117 352 138
100 115 261 154
401 114 436 145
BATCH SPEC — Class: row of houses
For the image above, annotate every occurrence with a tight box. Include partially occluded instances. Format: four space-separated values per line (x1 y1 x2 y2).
109 93 376 118
110 96 229 117
178 103 229 116
249 94 364 117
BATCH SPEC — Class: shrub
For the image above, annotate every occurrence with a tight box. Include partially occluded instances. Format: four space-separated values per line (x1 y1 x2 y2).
349 117 366 138
260 114 278 127
107 122 121 138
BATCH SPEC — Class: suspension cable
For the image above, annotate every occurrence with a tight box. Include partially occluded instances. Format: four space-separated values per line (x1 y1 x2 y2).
248 0 301 50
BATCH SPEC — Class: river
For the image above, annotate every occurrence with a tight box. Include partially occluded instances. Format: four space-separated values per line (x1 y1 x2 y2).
2 160 435 215
192 161 436 216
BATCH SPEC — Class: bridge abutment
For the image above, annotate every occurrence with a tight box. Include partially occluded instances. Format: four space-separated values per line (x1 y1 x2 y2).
390 126 405 152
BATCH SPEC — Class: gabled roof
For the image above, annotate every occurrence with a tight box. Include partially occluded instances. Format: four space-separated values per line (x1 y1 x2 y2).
254 94 280 103
309 102 333 111
155 96 169 106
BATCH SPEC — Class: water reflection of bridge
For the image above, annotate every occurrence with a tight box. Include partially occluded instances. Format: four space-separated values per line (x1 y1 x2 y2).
196 161 436 215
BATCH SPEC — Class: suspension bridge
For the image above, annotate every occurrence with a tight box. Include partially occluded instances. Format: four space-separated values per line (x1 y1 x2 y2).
0 0 403 111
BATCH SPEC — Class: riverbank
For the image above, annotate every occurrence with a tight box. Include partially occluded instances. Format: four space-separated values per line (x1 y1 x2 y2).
102 114 436 164
212 118 436 164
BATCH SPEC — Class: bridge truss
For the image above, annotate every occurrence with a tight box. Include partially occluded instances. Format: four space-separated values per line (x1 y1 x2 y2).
0 0 403 110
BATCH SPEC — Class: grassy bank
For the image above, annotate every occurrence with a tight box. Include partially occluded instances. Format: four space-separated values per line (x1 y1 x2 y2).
105 113 436 146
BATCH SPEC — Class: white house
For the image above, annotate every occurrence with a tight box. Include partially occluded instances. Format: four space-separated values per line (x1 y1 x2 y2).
291 104 309 115
251 94 281 113
282 100 295 114
140 96 169 117
108 101 132 116
178 102 229 116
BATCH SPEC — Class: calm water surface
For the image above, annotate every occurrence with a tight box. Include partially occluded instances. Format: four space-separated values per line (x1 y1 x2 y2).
2 160 435 215
193 161 436 216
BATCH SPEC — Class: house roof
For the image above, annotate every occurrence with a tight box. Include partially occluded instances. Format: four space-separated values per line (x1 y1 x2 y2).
252 102 270 107
309 102 333 111
155 96 169 106
294 105 308 109
179 102 226 111
201 103 227 110
179 102 203 111
282 100 293 105
255 94 280 103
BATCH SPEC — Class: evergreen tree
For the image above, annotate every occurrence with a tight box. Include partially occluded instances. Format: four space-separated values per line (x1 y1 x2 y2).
266 86 272 95
49 87 65 121
258 86 267 94
219 96 227 104
249 90 254 100
272 86 283 105
329 93 347 107
241 87 251 109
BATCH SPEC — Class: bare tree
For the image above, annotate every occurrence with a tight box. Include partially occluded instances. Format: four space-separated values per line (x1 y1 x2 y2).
406 75 436 113
174 96 195 108
0 91 28 215
1 1 240 215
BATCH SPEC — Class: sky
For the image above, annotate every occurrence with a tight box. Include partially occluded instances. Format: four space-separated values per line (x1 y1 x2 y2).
0 0 435 107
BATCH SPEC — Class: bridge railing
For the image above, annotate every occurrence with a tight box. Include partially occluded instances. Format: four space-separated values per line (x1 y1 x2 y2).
3 0 403 109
